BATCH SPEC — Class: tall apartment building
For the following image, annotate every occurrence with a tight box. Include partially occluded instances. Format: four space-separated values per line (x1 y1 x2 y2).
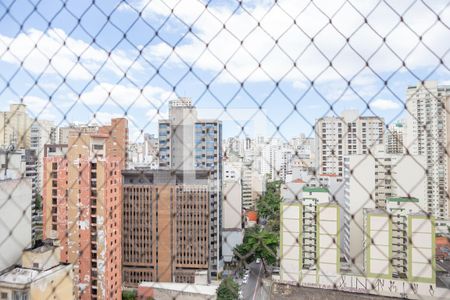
0 104 32 149
405 81 450 219
386 120 406 154
280 183 340 284
158 98 223 277
42 118 128 300
315 110 384 178
343 145 426 273
30 119 57 192
122 170 212 285
364 207 435 283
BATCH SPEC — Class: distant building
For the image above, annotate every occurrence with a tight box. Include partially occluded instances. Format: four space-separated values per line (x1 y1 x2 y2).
315 110 384 178
405 81 450 219
0 104 32 149
385 120 405 154
0 240 74 300
158 98 223 277
128 133 159 169
43 118 128 300
122 170 212 285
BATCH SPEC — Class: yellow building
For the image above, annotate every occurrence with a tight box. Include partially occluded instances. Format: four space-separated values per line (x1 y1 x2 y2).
0 104 32 149
0 240 74 300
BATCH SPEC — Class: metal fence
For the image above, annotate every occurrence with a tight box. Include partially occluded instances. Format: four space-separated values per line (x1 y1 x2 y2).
0 0 450 299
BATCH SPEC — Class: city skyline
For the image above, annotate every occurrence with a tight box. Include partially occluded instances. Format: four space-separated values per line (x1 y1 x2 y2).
1 1 450 142
1 1 450 299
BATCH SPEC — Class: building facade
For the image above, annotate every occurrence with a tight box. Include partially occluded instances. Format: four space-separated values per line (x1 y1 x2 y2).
122 170 212 286
364 208 435 283
343 145 427 273
280 184 340 284
0 104 32 149
405 81 450 219
386 120 406 154
0 241 74 300
42 118 128 300
315 110 384 178
158 98 223 277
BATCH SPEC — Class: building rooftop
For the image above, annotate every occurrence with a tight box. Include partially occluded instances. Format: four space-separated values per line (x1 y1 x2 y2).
0 268 39 285
387 197 419 203
0 264 69 287
364 208 388 215
139 282 218 296
302 186 329 193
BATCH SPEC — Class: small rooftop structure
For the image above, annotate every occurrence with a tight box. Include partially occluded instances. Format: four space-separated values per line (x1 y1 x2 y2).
302 186 329 193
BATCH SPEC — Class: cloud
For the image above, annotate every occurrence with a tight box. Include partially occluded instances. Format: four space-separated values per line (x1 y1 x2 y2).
79 83 175 108
9 96 60 121
0 28 142 81
370 99 401 110
126 0 450 84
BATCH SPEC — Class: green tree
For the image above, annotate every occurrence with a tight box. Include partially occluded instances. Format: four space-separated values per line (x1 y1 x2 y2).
35 194 42 210
122 290 138 300
217 277 239 300
234 226 278 274
256 180 282 232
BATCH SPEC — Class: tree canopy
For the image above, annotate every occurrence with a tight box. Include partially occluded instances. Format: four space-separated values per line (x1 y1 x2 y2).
234 225 279 273
217 276 239 300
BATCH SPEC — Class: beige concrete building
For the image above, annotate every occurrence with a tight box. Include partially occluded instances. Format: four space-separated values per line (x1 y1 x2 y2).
0 104 32 149
0 241 74 300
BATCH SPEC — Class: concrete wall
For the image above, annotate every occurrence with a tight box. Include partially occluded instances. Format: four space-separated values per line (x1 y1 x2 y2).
223 181 242 229
30 265 75 300
0 178 32 271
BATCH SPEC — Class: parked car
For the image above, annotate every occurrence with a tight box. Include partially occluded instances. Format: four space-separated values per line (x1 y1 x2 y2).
256 258 261 264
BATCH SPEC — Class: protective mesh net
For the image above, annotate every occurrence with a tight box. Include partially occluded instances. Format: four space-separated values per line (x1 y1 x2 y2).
0 0 450 299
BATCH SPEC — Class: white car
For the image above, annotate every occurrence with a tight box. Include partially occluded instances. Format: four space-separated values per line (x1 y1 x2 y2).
242 278 248 284
256 258 261 264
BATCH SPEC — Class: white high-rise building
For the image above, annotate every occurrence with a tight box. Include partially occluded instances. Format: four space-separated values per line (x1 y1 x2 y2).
343 145 426 273
30 119 57 192
386 120 406 154
315 110 384 178
405 81 450 219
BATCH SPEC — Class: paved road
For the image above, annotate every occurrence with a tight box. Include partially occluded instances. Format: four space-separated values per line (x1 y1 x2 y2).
240 262 270 300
